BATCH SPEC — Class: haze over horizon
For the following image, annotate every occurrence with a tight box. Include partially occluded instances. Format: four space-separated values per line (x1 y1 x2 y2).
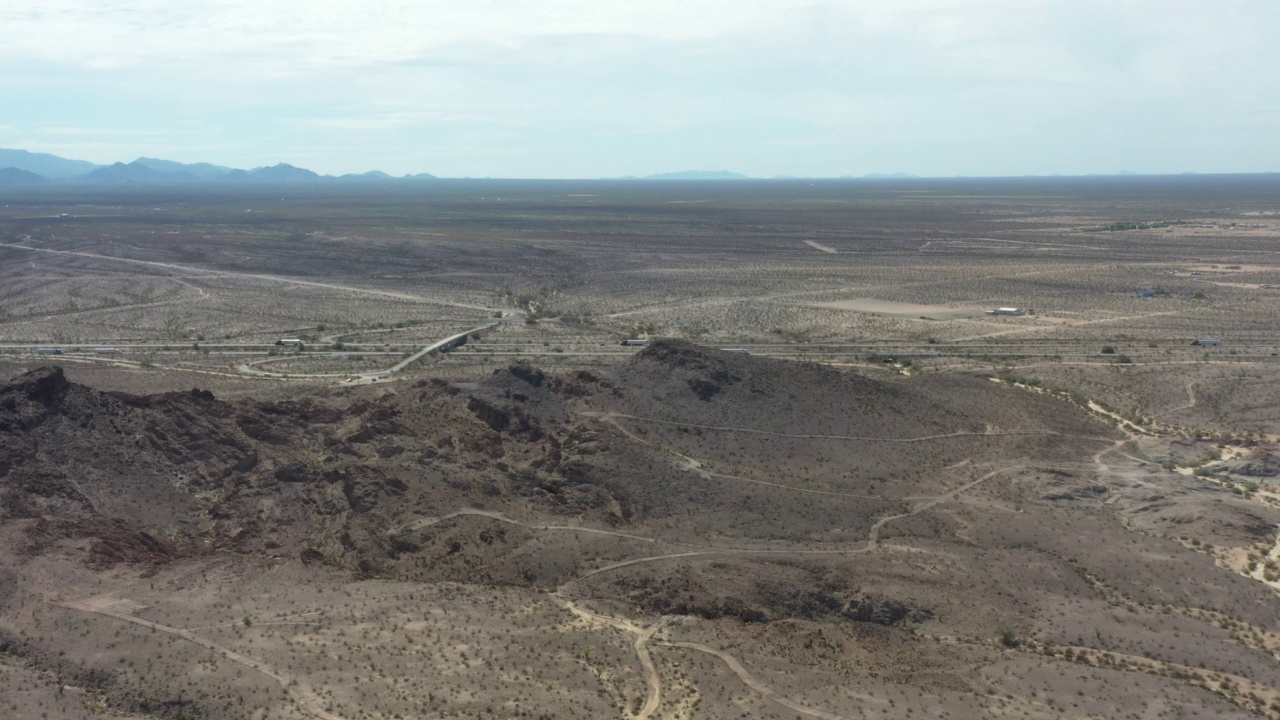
1 0 1276 179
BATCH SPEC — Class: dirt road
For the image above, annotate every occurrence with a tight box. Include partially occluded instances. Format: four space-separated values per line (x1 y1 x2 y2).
573 464 1018 579
1163 381 1199 415
399 508 657 544
61 596 347 720
664 641 856 719
0 242 499 313
584 411 1113 444
552 596 669 720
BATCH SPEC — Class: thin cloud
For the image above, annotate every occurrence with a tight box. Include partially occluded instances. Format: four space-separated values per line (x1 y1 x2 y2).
0 1 1276 176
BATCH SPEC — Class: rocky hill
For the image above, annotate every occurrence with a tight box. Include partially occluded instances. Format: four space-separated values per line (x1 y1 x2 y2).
3 343 1280 720
0 343 1117 575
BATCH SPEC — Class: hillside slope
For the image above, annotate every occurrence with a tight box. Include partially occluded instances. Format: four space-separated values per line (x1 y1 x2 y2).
3 343 1280 720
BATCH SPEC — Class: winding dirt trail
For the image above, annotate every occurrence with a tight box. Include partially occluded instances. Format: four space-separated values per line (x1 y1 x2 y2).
593 412 897 501
866 466 1021 545
577 551 733 580
631 620 669 719
1163 381 1199 416
583 411 1114 444
701 469 885 500
663 642 855 719
60 596 347 720
574 464 1019 580
552 596 669 720
570 537 872 580
399 460 1021 586
397 504 912 585
1033 641 1280 718
397 461 1018 639
399 508 657 544
553 595 874 720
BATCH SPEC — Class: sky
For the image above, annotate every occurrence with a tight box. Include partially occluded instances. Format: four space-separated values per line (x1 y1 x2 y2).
0 0 1277 178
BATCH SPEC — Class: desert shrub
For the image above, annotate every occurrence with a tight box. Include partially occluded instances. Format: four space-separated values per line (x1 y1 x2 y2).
997 626 1019 648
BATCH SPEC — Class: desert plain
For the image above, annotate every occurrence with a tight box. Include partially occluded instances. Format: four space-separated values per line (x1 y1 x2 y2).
3 175 1280 719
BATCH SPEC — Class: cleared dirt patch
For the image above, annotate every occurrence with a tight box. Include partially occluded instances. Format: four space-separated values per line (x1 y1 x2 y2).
808 298 986 319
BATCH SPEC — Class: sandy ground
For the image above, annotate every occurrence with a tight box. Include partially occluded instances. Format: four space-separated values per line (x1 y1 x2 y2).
808 298 988 319
803 241 838 254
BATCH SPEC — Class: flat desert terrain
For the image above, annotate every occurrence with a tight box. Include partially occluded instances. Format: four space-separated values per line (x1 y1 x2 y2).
3 175 1280 719
805 298 986 319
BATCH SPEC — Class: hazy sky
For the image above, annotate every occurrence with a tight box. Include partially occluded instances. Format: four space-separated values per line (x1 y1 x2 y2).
1 0 1276 177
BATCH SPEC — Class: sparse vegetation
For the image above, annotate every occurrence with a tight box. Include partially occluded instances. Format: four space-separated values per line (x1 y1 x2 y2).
2 180 1280 720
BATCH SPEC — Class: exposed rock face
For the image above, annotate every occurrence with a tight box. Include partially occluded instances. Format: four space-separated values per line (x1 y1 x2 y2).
467 396 544 439
0 367 71 432
0 361 691 575
21 366 70 407
0 346 1124 627
507 364 545 388
1224 451 1279 477
606 564 932 626
634 341 743 401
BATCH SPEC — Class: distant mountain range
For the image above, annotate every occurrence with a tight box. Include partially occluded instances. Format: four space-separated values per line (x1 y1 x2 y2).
640 170 752 181
630 170 920 181
0 167 48 186
7 149 1243 186
0 152 771 185
0 150 100 180
0 149 437 186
